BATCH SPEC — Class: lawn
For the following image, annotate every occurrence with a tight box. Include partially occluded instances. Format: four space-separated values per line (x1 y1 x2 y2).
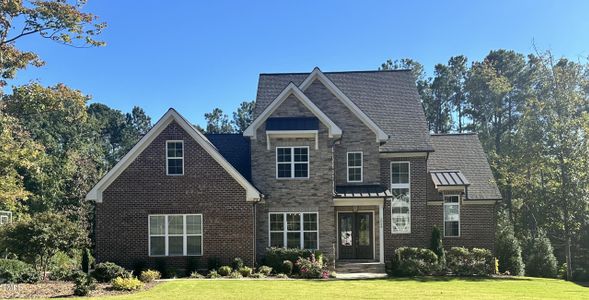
79 277 588 300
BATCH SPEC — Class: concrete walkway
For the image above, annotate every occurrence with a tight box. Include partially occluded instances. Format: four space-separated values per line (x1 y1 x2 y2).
336 273 388 280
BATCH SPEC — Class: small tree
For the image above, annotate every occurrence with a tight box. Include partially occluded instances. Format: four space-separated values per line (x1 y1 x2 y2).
496 226 525 276
0 212 89 279
430 226 446 268
525 232 558 278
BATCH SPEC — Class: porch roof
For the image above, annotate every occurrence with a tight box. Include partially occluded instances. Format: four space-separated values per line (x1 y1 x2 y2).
334 185 392 198
430 170 470 188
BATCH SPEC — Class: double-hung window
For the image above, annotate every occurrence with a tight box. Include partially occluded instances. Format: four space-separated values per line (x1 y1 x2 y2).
269 212 318 249
390 162 410 233
149 214 202 256
276 147 309 179
444 195 460 237
347 152 363 182
166 141 184 175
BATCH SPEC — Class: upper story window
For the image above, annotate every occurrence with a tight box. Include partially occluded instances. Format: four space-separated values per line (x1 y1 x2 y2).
276 146 309 179
166 141 184 175
347 152 363 182
391 162 410 234
444 195 460 237
149 214 203 256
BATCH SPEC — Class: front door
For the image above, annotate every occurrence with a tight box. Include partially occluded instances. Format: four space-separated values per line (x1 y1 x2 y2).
338 212 373 259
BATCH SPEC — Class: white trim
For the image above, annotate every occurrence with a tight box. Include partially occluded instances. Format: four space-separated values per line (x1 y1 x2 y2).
165 140 184 176
266 130 318 150
275 146 310 179
378 204 384 264
243 82 342 139
268 212 319 250
443 194 461 238
379 152 428 158
346 151 363 183
336 210 376 260
390 161 411 234
299 68 388 143
86 109 261 202
428 199 498 205
148 214 203 257
333 198 384 206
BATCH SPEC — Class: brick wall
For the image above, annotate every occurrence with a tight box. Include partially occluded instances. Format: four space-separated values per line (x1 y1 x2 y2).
95 120 255 270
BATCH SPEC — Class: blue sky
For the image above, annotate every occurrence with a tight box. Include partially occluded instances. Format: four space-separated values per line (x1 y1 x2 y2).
9 0 589 126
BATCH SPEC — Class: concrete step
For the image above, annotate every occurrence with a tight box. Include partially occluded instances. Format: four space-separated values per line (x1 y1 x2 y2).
335 261 386 273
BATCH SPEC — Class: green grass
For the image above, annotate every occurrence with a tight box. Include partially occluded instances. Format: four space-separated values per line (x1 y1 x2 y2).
83 277 588 300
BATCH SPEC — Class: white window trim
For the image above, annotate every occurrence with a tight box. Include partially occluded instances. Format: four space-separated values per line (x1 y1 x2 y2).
148 214 203 257
275 146 310 179
346 151 363 183
166 140 184 176
268 212 319 249
390 161 411 234
443 194 461 237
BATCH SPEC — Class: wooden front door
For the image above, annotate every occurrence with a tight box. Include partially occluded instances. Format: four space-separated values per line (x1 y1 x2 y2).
338 212 373 259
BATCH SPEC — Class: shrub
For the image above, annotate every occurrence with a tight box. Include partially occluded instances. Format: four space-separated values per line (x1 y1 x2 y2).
446 247 494 276
218 265 232 276
276 273 288 279
207 257 222 271
232 257 244 270
430 226 446 269
525 234 558 278
207 270 221 279
112 276 143 291
131 260 147 277
72 271 96 296
0 259 39 283
228 271 242 278
496 228 525 276
264 248 323 273
282 260 293 275
296 254 324 279
250 273 265 279
139 269 161 283
92 262 130 283
48 251 80 281
238 266 253 277
329 271 337 278
387 247 439 277
558 263 568 279
257 265 272 276
81 248 91 274
190 271 205 279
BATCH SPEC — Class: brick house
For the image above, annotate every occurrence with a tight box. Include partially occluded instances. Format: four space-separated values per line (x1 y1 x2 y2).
86 68 501 271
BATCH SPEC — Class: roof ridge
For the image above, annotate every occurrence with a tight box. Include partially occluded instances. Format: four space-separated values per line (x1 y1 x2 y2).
259 69 412 76
430 132 477 136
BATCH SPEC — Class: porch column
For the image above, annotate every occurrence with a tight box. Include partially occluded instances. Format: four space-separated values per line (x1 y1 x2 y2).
379 203 384 264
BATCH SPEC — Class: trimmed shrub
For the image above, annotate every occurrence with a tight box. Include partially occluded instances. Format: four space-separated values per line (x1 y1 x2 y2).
207 270 221 279
573 268 589 282
250 273 265 278
496 228 525 276
0 259 39 283
190 271 205 279
430 226 446 269
72 271 96 296
525 234 558 278
139 269 161 283
112 276 143 291
257 265 272 276
232 257 244 270
446 247 494 276
276 273 288 279
387 247 438 277
218 265 232 276
264 248 322 273
228 271 242 278
295 254 324 279
238 266 253 277
282 260 293 276
558 263 568 279
92 262 130 283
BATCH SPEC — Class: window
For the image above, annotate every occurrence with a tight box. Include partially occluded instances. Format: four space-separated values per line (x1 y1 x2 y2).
166 141 184 175
276 147 309 179
391 162 410 233
444 195 460 237
269 212 318 249
347 152 363 182
149 214 202 256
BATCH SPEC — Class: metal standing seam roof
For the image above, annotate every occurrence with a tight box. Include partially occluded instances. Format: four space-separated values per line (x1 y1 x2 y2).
430 170 470 187
334 185 392 198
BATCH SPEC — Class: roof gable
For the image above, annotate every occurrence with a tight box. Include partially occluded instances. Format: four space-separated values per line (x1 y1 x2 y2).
86 109 261 202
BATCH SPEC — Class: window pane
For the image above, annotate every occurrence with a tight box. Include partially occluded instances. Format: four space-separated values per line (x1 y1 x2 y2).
286 213 301 231
445 221 459 237
167 142 183 158
270 232 284 248
277 148 291 162
348 153 361 167
444 204 459 221
303 213 317 231
186 215 201 234
294 148 308 162
270 214 284 231
168 236 184 255
187 236 202 255
277 163 291 178
150 216 165 235
168 158 183 175
303 232 318 249
294 163 308 178
150 236 165 256
287 232 301 248
348 167 361 181
391 163 409 184
168 216 184 235
445 196 459 203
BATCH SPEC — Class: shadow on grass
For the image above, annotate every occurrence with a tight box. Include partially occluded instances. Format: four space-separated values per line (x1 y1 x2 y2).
573 281 589 288
337 276 534 282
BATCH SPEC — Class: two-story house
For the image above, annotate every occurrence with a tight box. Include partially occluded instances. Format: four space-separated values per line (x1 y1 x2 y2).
86 68 501 272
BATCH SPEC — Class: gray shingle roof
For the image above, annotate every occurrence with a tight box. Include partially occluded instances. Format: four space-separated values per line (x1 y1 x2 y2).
428 133 502 200
255 70 433 152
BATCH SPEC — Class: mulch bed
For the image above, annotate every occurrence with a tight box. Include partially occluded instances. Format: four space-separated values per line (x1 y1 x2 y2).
0 281 158 299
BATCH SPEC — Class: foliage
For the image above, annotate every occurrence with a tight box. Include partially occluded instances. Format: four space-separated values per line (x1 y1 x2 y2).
276 273 288 279
92 262 130 283
238 266 253 277
430 226 446 269
496 226 525 276
190 271 205 279
0 258 39 283
185 257 199 276
112 276 143 291
139 269 161 283
72 271 96 296
257 265 272 276
48 250 80 281
228 271 243 278
231 257 244 271
387 247 439 277
525 232 558 278
0 212 88 278
204 108 234 133
81 248 91 274
232 100 255 133
249 272 265 279
207 270 221 279
281 260 293 276
218 265 232 276
295 254 324 279
264 247 322 274
446 247 495 276
207 257 221 271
